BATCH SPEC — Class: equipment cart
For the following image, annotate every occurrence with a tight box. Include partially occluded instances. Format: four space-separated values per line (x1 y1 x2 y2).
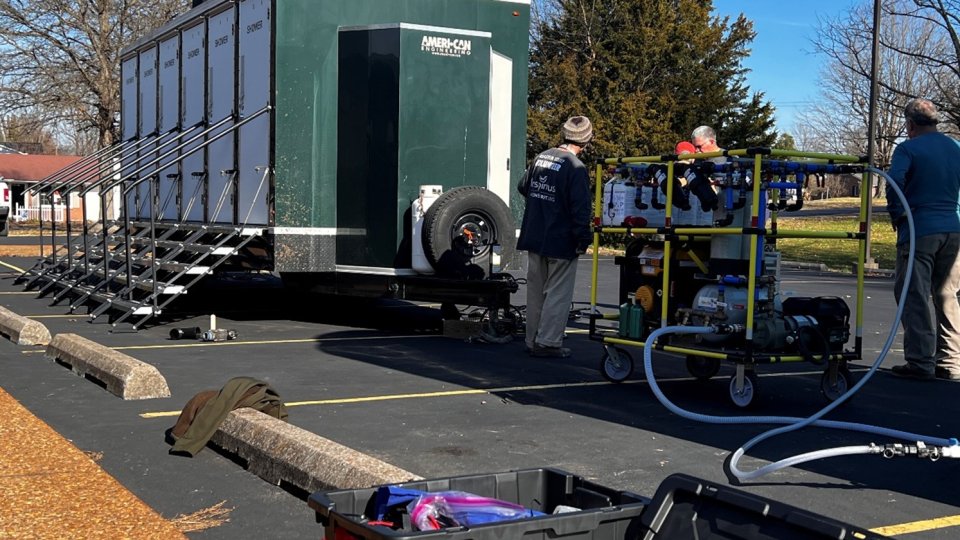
587 148 873 407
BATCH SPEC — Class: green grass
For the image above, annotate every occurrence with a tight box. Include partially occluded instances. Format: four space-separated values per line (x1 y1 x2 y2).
775 214 895 271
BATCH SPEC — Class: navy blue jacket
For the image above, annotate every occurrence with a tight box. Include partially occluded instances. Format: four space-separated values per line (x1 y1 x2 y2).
517 147 593 260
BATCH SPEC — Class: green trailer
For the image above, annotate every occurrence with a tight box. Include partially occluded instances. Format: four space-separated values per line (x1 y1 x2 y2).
20 0 531 329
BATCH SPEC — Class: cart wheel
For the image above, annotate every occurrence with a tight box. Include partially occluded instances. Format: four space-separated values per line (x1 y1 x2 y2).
728 371 759 408
686 355 721 381
440 302 461 321
600 347 634 383
820 366 854 402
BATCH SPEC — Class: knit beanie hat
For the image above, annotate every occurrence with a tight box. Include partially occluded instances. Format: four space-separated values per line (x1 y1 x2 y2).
562 116 593 144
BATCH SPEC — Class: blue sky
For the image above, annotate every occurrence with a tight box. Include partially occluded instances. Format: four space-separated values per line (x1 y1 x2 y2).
712 0 861 135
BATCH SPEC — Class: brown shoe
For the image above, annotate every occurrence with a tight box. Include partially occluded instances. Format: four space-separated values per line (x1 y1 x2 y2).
530 345 571 358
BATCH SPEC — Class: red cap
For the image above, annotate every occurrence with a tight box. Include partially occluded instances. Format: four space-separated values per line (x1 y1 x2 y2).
675 141 697 155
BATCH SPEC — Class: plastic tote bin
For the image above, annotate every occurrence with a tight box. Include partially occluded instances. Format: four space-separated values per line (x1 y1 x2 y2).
637 474 890 539
307 468 650 539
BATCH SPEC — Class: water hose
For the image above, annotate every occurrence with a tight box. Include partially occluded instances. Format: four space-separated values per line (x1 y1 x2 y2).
639 167 958 482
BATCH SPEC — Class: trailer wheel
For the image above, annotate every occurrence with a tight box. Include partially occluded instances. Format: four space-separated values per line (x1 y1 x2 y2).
600 346 633 383
421 186 516 279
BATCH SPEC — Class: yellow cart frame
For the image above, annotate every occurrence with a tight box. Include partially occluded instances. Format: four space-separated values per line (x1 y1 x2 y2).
588 148 871 403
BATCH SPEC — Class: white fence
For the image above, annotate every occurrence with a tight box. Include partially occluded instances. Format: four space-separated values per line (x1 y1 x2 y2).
14 203 67 222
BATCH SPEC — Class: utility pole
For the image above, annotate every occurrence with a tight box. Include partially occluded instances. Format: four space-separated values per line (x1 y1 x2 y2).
863 0 881 270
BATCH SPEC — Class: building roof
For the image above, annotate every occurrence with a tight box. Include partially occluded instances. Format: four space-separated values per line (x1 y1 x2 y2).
0 154 84 183
0 144 23 154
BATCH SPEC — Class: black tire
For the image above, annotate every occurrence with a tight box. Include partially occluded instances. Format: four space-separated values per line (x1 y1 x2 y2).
421 186 516 279
686 355 721 381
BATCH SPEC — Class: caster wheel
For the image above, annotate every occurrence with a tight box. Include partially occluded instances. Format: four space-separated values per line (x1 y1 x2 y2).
729 371 759 408
686 355 721 381
600 346 634 383
440 302 461 320
820 366 854 402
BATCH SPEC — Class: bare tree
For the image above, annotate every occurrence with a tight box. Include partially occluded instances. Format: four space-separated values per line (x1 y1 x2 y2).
0 0 189 151
887 0 960 129
0 111 60 153
803 0 944 167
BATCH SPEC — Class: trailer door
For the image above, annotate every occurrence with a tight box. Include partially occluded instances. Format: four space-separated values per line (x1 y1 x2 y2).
237 0 271 226
206 7 237 224
121 56 138 221
157 35 181 221
181 22 207 222
137 46 158 220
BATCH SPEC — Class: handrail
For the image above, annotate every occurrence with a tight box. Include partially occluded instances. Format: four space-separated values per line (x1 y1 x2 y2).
48 122 202 196
78 117 231 197
113 105 272 196
27 140 130 195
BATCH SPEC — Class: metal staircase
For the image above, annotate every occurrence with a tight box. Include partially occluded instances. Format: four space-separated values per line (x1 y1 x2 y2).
16 107 272 330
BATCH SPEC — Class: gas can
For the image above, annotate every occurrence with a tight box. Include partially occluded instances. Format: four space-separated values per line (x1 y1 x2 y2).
412 185 443 274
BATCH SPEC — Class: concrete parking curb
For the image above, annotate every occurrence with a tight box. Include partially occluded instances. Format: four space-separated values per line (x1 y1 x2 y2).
45 333 171 400
0 306 51 346
211 408 423 493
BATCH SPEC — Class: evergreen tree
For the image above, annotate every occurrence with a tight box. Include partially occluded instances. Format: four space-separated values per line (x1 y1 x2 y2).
527 0 777 162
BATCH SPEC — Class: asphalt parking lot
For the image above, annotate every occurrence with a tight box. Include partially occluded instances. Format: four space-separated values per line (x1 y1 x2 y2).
1 253 959 539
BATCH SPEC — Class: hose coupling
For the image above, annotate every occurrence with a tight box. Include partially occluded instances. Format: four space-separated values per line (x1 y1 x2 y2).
879 441 950 461
711 323 745 335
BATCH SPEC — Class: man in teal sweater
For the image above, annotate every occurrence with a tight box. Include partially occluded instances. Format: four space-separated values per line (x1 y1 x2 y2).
886 98 960 380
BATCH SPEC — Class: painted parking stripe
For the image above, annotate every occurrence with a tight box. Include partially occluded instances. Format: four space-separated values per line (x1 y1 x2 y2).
871 514 960 536
0 260 25 273
139 368 867 419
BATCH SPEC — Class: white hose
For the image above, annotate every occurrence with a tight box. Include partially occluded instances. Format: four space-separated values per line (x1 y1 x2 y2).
640 168 958 481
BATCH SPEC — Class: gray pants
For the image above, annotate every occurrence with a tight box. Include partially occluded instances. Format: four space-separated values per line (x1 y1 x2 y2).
894 233 960 373
525 252 578 349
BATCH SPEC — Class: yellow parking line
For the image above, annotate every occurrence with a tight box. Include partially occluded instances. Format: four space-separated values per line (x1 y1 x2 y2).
27 314 78 319
138 367 868 419
111 334 440 351
139 380 617 418
0 260 25 273
0 291 36 295
871 514 960 536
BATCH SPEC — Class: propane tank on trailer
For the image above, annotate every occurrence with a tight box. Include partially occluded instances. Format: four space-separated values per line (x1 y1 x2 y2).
602 173 642 227
412 185 444 274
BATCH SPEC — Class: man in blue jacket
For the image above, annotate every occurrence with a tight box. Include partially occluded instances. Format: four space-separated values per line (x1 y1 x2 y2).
886 98 960 380
517 116 594 358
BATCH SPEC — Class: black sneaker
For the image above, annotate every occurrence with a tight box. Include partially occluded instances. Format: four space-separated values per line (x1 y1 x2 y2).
890 363 935 380
530 345 571 358
936 366 960 381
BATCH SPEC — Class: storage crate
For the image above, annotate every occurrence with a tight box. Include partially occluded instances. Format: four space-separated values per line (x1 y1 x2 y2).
307 468 649 539
638 474 889 539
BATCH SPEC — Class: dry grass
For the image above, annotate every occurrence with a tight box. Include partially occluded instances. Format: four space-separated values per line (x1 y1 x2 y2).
169 501 233 533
